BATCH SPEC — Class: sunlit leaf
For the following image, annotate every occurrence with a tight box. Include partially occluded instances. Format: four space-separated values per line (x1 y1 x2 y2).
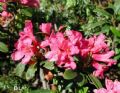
0 42 8 53
87 75 102 89
78 87 89 93
66 0 76 8
43 61 54 70
63 70 77 80
14 63 26 77
110 26 120 37
26 64 37 81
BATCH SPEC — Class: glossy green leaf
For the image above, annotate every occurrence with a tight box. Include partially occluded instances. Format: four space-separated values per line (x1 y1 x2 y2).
63 70 77 80
88 75 102 89
14 63 26 77
110 26 120 37
26 64 37 81
78 87 89 93
43 61 54 70
0 42 8 53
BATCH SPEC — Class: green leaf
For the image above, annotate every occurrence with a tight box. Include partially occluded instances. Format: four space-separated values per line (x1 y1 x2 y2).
114 0 120 14
74 56 79 62
43 61 54 70
30 89 51 93
82 20 106 31
26 64 37 81
77 73 87 87
117 63 120 68
63 70 77 80
87 75 102 89
78 87 89 93
65 82 73 89
14 63 26 77
114 55 120 60
21 8 32 17
94 7 111 18
66 0 76 8
0 42 8 53
110 26 120 37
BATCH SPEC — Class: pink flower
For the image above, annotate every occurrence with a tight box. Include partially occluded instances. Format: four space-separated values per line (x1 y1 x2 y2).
11 20 38 64
92 62 108 78
20 0 40 7
94 88 107 93
0 0 6 2
41 26 81 69
90 34 108 53
0 11 12 18
94 79 120 93
0 11 13 27
92 51 116 66
113 80 120 92
66 30 82 45
80 34 116 78
39 23 52 35
44 32 79 69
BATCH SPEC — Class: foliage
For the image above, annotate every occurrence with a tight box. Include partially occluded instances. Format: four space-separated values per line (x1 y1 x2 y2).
0 0 120 93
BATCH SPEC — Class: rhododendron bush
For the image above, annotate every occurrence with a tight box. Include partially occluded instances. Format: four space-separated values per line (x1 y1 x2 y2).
0 0 120 93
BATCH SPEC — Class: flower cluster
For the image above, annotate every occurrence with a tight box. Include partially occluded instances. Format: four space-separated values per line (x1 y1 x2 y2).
11 20 39 64
80 34 116 78
40 24 81 69
11 22 116 78
39 23 116 78
94 78 120 93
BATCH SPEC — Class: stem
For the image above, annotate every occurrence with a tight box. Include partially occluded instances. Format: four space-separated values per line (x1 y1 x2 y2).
40 68 47 89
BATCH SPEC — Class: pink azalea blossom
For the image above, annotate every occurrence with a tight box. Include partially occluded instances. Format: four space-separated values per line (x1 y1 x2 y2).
44 32 79 69
40 24 116 72
90 34 109 53
0 0 6 2
66 30 82 45
40 24 81 69
92 51 116 66
94 79 120 93
92 62 108 78
11 20 38 64
0 11 12 18
39 23 52 35
20 0 40 7
80 34 116 78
